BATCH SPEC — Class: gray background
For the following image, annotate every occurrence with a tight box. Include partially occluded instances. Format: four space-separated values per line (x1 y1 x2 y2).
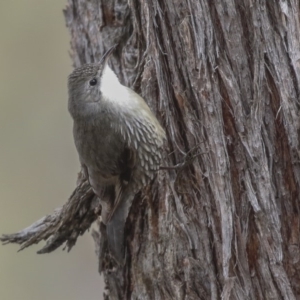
0 1 103 299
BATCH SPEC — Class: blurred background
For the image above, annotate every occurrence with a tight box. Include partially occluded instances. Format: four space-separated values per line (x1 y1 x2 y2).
0 1 104 299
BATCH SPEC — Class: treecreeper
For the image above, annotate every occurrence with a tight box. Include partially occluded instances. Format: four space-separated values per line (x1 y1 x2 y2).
68 47 166 264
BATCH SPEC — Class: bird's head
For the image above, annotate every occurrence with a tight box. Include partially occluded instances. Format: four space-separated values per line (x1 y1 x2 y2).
68 46 116 119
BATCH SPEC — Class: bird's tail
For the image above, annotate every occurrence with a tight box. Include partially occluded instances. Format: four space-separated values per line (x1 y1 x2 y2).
106 191 135 265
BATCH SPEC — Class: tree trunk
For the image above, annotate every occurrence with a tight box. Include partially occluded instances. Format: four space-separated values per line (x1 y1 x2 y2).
63 0 300 299
3 0 300 299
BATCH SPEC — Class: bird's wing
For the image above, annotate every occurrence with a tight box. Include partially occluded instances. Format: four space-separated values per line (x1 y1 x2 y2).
105 146 137 264
106 147 136 222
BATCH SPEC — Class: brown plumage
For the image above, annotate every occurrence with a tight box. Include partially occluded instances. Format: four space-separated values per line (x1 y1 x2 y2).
68 48 165 263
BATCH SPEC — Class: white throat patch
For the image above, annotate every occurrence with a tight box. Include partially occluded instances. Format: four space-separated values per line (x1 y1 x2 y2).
99 65 130 105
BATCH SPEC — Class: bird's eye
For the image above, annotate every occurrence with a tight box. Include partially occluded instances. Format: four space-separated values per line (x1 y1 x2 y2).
89 78 97 86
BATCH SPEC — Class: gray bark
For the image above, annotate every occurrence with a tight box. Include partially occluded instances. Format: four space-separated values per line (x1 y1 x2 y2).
2 0 300 299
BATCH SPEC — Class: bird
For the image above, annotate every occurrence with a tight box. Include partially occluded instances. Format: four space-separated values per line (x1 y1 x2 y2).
67 47 166 263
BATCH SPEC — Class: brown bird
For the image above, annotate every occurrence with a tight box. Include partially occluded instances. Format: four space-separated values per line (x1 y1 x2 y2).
68 47 165 263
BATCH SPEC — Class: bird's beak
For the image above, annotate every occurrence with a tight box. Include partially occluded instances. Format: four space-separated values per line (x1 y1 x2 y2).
100 45 116 65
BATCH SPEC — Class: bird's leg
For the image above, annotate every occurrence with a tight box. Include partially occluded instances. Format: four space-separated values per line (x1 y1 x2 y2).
160 143 207 170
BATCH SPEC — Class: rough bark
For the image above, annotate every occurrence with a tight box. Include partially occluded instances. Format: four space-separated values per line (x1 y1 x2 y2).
2 0 300 299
